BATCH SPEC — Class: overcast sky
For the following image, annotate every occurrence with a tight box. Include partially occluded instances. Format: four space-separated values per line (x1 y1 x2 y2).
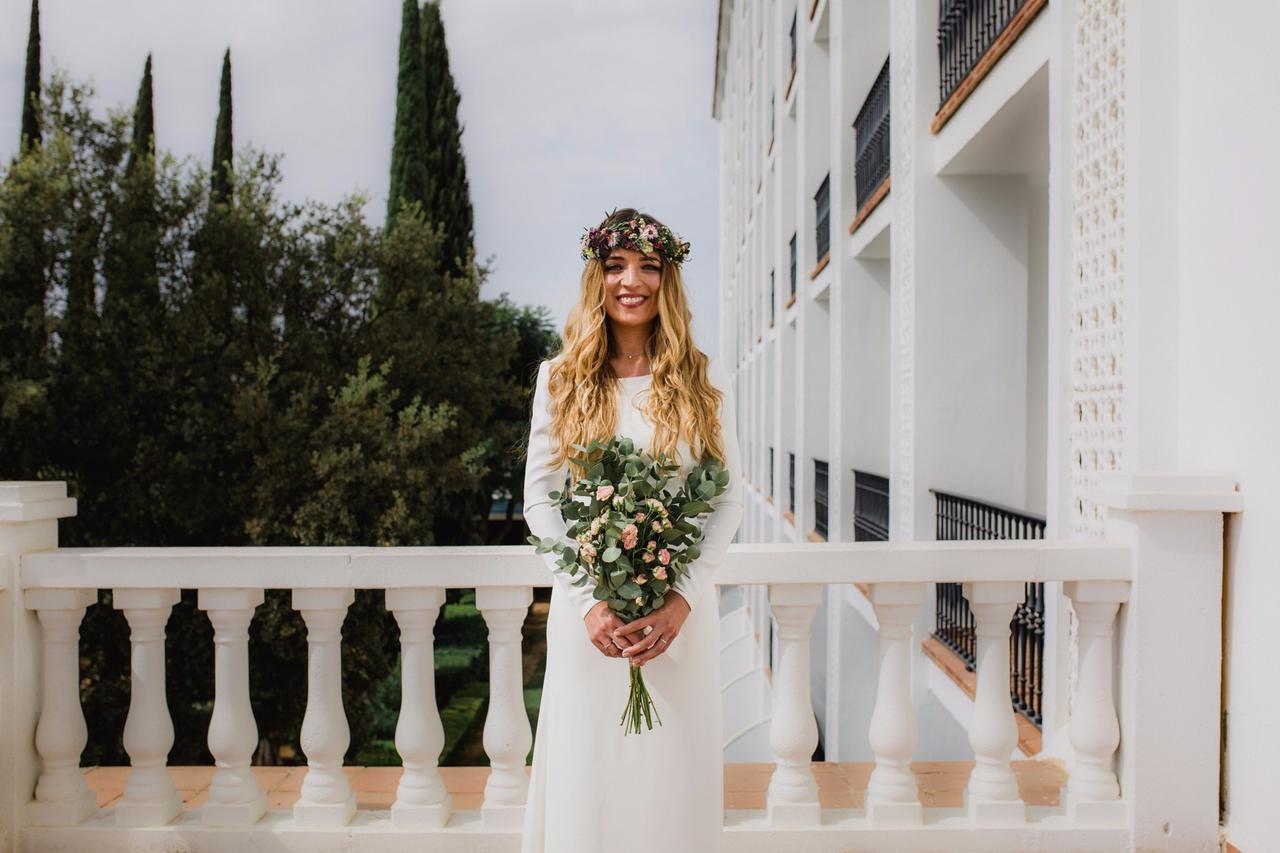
0 0 723 354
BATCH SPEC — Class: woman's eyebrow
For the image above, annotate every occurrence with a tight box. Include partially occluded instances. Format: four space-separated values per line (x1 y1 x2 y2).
607 253 660 262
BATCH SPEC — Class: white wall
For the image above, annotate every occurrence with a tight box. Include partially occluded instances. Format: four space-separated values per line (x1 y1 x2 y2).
1174 2 1280 849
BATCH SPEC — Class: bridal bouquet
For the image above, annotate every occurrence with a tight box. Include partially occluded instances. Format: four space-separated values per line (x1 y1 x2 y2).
528 435 730 735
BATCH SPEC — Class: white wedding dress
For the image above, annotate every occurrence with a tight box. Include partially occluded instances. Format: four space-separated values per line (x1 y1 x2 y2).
519 355 744 853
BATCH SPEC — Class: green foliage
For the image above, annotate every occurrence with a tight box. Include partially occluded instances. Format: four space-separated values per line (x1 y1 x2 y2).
0 73 558 764
211 49 233 206
420 0 474 277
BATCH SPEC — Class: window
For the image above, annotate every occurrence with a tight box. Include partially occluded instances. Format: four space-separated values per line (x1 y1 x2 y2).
814 172 830 261
788 452 796 514
814 459 829 538
789 233 797 298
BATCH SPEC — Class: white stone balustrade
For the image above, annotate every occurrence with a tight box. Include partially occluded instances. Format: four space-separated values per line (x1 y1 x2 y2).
962 580 1027 825
112 587 182 827
865 582 926 826
199 588 267 827
0 474 1236 852
386 586 452 828
765 582 823 827
476 585 533 829
25 588 97 826
292 587 357 828
1062 579 1127 824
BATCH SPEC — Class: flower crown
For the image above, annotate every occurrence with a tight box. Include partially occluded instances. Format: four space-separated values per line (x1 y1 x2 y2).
579 211 691 267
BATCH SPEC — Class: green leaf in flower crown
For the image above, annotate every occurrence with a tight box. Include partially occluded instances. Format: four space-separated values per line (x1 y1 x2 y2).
602 546 621 563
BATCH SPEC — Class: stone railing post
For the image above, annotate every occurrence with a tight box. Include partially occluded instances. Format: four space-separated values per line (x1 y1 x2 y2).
962 581 1026 825
1092 473 1241 848
0 482 77 848
25 588 97 827
476 585 533 829
199 588 267 826
765 582 824 827
292 587 357 828
865 582 926 826
113 587 182 827
387 586 452 828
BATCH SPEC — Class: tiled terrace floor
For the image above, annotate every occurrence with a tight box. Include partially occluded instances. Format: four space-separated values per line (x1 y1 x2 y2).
84 760 1067 812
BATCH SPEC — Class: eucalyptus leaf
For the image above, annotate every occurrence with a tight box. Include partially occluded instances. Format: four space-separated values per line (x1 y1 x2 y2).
602 546 621 562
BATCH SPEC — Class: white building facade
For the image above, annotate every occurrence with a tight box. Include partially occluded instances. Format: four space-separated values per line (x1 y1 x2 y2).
713 0 1278 850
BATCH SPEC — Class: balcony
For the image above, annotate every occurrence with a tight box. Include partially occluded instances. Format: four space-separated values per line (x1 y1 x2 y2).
850 56 890 235
0 474 1237 850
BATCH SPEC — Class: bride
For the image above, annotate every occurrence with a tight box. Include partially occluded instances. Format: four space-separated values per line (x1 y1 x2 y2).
519 207 744 852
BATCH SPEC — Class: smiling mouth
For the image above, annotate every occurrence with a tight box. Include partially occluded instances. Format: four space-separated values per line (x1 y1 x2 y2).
617 294 648 307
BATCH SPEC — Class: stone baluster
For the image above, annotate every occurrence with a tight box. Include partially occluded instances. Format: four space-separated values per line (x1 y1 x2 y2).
765 583 824 827
962 581 1026 824
292 588 356 827
387 587 452 828
26 588 98 826
475 585 533 829
199 588 266 826
1062 579 1129 824
113 588 182 827
865 582 926 826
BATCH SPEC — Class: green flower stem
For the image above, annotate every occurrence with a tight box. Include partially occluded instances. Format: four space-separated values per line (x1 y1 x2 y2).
620 665 663 735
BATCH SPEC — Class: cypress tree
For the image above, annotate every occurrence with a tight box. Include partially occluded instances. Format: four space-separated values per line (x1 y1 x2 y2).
127 54 155 173
387 0 430 232
102 54 160 331
421 0 474 276
211 49 233 206
20 0 41 151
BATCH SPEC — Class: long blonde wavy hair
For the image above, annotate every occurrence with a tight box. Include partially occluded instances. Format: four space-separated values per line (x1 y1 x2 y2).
542 208 725 482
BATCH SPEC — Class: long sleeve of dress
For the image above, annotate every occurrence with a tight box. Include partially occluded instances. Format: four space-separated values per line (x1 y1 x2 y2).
524 360 602 621
673 356 744 616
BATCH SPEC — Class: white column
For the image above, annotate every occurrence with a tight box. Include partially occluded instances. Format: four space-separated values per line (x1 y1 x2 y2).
475 585 532 829
1062 579 1128 824
961 581 1026 825
865 582 925 826
1094 473 1240 847
765 582 823 827
0 481 78 842
292 587 356 828
113 587 182 827
386 587 452 828
198 588 266 827
25 588 97 826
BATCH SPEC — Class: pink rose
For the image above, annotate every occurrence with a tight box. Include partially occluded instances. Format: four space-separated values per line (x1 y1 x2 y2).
636 573 647 584
658 549 670 566
654 566 668 580
595 484 614 502
620 523 639 550
641 551 655 563
634 511 646 522
651 520 662 532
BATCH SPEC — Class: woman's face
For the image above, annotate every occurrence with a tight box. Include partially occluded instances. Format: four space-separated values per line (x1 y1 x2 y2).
602 246 662 331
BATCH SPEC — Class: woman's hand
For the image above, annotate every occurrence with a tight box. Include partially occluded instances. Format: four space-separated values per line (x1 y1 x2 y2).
584 600 646 658
612 590 691 667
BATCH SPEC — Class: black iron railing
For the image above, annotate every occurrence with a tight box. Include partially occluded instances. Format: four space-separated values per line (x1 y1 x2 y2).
931 489 1046 728
814 172 831 261
814 460 829 538
852 57 891 212
788 452 796 514
769 446 775 497
770 90 776 143
937 0 1031 107
852 470 889 541
789 233 797 298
